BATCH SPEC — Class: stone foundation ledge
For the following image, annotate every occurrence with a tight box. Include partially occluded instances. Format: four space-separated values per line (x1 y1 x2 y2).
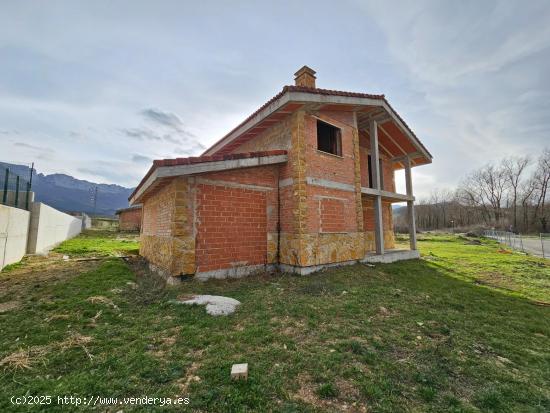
195 264 277 281
147 250 420 283
279 260 359 275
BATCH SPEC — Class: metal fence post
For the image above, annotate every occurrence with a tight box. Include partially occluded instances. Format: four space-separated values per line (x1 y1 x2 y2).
2 168 8 205
14 175 20 207
541 234 546 259
520 234 524 252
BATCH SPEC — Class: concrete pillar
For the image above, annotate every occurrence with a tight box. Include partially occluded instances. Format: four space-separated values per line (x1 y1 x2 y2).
404 157 417 250
369 119 384 255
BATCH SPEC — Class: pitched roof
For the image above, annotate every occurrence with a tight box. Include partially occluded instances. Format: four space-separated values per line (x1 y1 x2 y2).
202 85 432 160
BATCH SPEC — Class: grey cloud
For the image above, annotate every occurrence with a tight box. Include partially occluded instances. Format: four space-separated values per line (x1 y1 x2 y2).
122 127 162 141
173 146 196 156
14 142 53 152
140 108 194 136
121 121 206 149
131 154 152 163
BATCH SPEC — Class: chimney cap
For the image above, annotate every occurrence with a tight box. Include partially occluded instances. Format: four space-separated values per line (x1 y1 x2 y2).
294 65 316 78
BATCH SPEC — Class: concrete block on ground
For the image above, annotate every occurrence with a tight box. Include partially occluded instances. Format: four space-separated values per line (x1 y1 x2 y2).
231 363 248 381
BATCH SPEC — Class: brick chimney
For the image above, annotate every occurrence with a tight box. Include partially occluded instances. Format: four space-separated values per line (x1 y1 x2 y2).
294 66 316 88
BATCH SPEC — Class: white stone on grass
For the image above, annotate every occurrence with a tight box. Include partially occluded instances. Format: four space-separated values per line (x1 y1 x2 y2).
231 363 248 381
175 295 241 316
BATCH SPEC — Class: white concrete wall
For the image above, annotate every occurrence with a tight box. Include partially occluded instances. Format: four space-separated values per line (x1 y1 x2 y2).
0 205 30 270
27 202 82 254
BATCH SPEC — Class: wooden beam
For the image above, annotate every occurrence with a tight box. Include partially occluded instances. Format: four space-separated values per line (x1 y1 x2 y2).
379 124 408 156
364 129 393 159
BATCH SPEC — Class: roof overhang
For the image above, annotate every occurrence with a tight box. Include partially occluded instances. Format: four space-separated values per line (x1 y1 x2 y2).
129 152 288 205
202 86 432 168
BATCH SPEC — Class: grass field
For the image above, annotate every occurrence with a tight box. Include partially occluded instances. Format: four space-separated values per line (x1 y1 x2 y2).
0 232 548 412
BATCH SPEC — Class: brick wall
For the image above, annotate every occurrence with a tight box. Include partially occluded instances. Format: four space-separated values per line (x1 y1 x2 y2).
362 198 395 250
194 165 279 274
294 111 365 265
195 184 267 273
140 177 195 276
231 117 291 154
119 208 141 231
319 198 346 233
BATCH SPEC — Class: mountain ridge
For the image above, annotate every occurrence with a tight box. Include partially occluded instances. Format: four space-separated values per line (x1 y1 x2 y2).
0 162 134 216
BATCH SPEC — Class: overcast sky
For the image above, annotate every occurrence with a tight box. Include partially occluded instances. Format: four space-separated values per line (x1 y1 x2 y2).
2 0 549 198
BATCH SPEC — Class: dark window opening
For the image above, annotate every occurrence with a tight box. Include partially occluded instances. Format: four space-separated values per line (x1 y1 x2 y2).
317 120 342 156
367 155 384 190
379 159 384 190
367 155 373 188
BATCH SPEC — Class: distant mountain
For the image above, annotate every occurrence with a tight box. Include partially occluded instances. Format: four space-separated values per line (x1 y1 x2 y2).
0 162 134 216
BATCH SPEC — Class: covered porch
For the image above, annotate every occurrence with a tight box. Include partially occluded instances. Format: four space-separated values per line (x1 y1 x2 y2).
358 115 419 261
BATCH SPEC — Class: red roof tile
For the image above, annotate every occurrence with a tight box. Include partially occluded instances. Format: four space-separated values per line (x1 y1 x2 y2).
129 150 287 201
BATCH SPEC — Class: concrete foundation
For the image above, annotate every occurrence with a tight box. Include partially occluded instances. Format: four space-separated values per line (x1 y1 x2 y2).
362 249 420 263
195 264 276 281
151 250 420 282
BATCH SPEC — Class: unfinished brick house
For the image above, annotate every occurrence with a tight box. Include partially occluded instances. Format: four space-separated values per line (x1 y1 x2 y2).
115 204 142 231
129 67 432 281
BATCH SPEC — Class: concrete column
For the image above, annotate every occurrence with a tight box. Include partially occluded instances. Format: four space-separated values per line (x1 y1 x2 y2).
404 157 417 250
369 119 384 255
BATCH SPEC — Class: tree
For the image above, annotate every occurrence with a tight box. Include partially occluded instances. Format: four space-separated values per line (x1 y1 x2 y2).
502 156 530 231
458 163 508 226
533 149 550 232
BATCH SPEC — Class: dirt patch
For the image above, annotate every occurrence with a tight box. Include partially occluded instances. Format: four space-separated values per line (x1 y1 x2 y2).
0 347 46 370
86 296 119 311
45 314 71 322
175 349 205 395
0 301 20 313
1 332 93 370
147 327 181 359
292 374 367 412
0 254 100 302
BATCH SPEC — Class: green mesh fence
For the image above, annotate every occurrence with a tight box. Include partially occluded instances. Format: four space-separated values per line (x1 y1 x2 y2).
1 167 33 210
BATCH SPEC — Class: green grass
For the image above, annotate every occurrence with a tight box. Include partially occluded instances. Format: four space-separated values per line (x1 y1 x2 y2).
53 230 139 257
0 233 548 412
0 261 24 273
399 234 550 302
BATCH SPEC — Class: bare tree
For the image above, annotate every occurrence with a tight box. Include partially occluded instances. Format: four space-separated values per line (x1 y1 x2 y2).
457 163 508 226
519 176 537 233
533 149 550 231
502 156 530 231
401 148 550 234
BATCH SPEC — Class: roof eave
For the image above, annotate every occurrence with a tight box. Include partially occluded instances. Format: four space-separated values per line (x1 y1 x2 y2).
202 88 432 164
129 153 288 205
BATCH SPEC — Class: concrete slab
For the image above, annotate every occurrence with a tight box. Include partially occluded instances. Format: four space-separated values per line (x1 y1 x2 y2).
174 295 241 316
362 249 420 263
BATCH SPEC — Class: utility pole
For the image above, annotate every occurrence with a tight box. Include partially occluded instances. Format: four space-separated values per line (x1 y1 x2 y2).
90 186 98 215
